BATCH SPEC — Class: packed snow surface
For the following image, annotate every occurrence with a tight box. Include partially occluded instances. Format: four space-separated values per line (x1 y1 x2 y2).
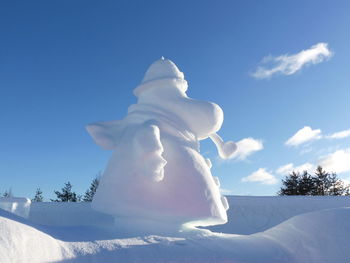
1 195 350 263
87 58 236 227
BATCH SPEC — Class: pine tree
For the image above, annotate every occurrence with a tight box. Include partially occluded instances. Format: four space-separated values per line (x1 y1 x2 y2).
83 176 100 202
328 173 349 196
312 166 330 195
32 188 44 202
298 171 313 195
51 182 79 202
278 171 300 195
345 187 350 196
2 188 13 198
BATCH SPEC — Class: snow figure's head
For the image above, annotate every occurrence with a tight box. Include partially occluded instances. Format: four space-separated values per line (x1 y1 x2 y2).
132 57 224 141
133 57 188 97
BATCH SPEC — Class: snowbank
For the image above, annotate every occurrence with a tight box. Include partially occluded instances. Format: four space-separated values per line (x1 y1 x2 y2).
1 206 350 263
262 207 350 263
1 196 350 262
210 195 350 234
0 209 66 263
27 195 350 235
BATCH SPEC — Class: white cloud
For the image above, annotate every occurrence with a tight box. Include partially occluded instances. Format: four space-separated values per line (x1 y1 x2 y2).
241 168 278 185
276 163 294 175
285 126 322 147
230 137 263 160
318 148 350 174
294 163 315 173
299 147 313 155
252 42 333 79
276 162 314 175
326 129 350 139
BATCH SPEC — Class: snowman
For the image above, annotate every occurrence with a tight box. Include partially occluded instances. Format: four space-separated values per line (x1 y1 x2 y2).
87 57 237 229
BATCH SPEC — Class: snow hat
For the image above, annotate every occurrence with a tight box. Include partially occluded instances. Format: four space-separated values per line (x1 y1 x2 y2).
133 57 188 97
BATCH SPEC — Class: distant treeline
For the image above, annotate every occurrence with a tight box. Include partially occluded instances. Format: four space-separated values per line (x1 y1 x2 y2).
278 166 350 196
1 174 100 202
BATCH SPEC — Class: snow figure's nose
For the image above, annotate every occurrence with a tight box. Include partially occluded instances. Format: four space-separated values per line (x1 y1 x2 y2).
133 57 188 97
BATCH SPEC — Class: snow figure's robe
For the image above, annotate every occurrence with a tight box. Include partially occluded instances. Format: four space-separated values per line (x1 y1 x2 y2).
87 58 237 228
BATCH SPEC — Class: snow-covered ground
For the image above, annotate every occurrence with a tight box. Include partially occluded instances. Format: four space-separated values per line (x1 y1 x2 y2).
1 195 350 263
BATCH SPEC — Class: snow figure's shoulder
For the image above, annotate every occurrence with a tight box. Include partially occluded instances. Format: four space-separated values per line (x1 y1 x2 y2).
86 119 128 150
133 57 188 97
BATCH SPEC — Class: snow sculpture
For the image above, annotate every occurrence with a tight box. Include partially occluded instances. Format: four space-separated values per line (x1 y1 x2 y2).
87 57 236 229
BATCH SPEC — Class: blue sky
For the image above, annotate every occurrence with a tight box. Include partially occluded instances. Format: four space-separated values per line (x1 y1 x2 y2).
1 0 350 199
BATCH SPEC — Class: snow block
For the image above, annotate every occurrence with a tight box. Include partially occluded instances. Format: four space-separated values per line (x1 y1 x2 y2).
0 197 31 219
28 202 114 227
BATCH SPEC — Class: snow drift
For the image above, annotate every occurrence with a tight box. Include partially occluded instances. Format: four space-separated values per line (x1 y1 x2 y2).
209 195 350 234
1 196 350 263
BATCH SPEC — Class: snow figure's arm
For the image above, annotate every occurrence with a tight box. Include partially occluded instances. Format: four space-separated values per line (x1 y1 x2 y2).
133 122 167 182
209 133 237 159
86 120 126 150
